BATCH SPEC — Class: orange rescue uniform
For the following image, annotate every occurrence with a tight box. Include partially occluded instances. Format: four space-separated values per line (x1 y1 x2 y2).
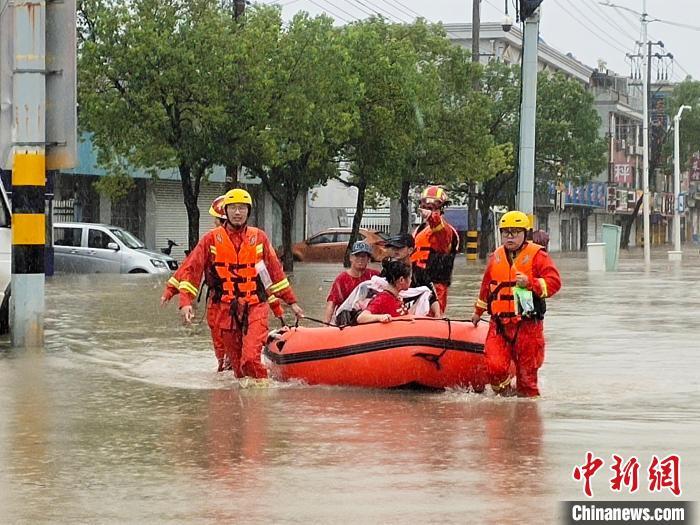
474 241 561 397
411 211 458 314
177 225 296 378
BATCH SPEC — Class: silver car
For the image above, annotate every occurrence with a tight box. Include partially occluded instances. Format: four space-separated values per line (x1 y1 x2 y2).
53 222 178 274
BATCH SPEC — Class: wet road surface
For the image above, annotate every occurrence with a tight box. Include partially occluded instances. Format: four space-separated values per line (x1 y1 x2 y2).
1 248 699 523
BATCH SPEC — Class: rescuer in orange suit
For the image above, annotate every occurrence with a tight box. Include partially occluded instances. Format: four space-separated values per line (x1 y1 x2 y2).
471 210 561 397
410 186 459 315
161 195 287 372
176 189 303 379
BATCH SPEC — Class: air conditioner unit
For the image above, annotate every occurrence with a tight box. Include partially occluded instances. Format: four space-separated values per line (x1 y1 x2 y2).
627 145 635 156
635 146 644 156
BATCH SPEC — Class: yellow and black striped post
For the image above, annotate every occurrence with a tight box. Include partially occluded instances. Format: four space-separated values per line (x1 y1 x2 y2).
11 151 46 347
466 230 478 261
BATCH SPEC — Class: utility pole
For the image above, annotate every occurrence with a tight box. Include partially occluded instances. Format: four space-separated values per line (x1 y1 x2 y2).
640 0 651 267
1 0 76 347
10 1 47 347
669 105 691 261
467 0 481 261
516 2 542 219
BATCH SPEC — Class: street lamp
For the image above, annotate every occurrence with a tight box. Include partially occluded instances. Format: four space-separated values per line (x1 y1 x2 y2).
668 104 692 261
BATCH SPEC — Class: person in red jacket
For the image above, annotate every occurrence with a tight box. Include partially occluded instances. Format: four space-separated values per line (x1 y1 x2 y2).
410 186 458 315
323 240 380 323
356 259 412 324
176 189 304 380
471 210 561 397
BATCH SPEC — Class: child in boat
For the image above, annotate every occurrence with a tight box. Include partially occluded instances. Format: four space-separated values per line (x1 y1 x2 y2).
356 259 412 324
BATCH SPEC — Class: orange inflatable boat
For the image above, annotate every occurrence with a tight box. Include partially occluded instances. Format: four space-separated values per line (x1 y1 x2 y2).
263 318 490 389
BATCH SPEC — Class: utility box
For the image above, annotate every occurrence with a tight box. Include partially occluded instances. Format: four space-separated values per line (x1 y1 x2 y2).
602 223 622 271
587 243 606 272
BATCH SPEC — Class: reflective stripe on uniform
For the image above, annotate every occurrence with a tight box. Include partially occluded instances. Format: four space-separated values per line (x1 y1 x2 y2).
255 243 264 257
430 222 445 233
168 276 180 288
475 298 487 309
269 278 290 294
179 281 199 296
209 246 217 255
538 278 548 298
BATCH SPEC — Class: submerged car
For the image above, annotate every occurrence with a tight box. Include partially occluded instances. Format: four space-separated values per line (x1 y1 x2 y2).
292 227 388 262
53 222 178 274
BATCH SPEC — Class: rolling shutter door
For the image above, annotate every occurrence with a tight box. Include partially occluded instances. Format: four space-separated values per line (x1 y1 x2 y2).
155 180 227 262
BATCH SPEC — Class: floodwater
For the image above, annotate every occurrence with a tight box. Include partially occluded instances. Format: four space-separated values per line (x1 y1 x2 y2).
1 249 699 524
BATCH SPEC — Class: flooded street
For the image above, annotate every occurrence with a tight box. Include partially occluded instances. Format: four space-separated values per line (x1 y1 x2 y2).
1 250 699 524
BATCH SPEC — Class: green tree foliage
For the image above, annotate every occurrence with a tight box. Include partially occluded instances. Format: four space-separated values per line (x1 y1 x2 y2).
239 10 360 271
667 79 700 166
371 23 500 234
476 62 606 256
78 0 230 249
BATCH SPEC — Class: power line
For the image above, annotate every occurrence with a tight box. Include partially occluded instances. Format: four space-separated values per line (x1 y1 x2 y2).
370 0 413 22
553 0 630 55
560 0 635 53
652 18 700 32
583 0 638 42
306 0 353 23
376 0 422 19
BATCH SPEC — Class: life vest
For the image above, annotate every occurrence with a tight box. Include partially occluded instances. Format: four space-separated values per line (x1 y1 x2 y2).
410 220 459 284
212 226 264 305
487 242 546 322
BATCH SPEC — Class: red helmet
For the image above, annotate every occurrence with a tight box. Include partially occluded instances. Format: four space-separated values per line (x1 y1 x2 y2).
208 195 227 220
420 186 448 207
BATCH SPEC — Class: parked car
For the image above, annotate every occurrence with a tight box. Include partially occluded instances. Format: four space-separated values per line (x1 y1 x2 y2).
53 222 178 274
292 227 388 262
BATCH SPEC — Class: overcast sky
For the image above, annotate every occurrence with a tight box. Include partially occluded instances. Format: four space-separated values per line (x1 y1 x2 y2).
269 0 698 82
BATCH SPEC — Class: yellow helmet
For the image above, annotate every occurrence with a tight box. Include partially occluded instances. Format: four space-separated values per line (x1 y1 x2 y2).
499 210 530 230
223 188 253 207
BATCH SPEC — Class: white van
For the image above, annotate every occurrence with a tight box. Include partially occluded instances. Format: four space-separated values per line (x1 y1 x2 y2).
0 181 11 333
53 222 178 274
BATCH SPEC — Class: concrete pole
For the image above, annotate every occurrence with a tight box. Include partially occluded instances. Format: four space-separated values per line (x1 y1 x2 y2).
641 0 651 267
516 7 540 218
467 0 481 261
10 0 46 347
669 105 691 261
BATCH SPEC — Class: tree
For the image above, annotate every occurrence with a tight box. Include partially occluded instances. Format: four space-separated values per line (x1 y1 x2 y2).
78 0 231 250
238 11 360 271
338 18 423 264
371 23 499 235
477 62 606 256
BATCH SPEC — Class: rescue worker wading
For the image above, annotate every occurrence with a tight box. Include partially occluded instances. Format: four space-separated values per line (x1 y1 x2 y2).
411 186 458 315
177 189 304 379
471 211 561 397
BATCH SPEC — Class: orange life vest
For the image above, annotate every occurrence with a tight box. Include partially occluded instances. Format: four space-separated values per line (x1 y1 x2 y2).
212 226 264 305
487 242 542 321
410 220 459 284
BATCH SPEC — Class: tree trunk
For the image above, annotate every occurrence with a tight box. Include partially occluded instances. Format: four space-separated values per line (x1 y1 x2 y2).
179 163 200 252
478 204 493 259
399 179 410 234
280 192 295 272
345 179 367 267
621 196 643 249
225 163 239 191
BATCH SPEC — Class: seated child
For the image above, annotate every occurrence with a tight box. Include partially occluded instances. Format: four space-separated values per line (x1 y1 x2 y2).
356 259 412 324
